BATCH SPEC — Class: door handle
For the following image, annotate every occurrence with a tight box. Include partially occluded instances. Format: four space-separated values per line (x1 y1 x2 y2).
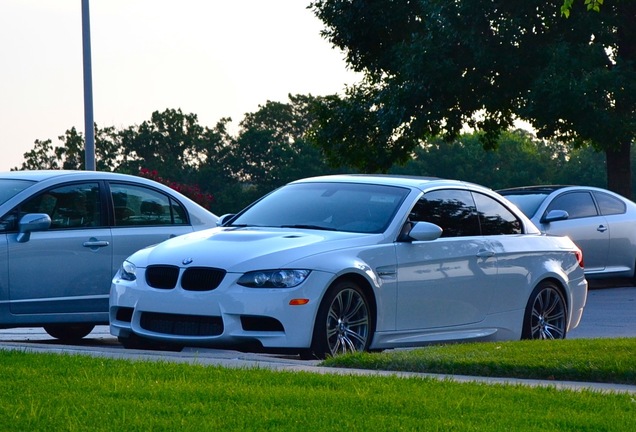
597 225 608 233
476 250 495 258
83 240 110 248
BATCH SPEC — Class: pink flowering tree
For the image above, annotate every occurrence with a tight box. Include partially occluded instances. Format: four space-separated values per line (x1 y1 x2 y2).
139 168 214 210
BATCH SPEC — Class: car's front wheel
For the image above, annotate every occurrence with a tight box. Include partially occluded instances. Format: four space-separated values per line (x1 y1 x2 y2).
43 324 95 341
522 281 567 340
308 280 373 359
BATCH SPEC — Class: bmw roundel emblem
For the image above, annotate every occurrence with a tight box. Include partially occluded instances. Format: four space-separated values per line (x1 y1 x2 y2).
182 258 194 265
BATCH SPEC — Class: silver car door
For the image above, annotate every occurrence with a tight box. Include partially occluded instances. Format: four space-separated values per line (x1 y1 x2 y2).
593 191 634 274
540 191 609 272
395 237 497 330
395 190 497 330
0 233 7 306
7 182 112 315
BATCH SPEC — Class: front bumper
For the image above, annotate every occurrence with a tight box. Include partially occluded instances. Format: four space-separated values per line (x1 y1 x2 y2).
109 269 334 349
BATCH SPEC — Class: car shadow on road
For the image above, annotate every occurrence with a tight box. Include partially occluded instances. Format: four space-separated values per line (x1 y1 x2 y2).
588 278 635 290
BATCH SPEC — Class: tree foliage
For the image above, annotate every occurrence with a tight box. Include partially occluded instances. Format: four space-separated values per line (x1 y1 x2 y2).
16 97 636 209
310 0 636 197
561 0 604 17
390 130 568 189
15 97 338 214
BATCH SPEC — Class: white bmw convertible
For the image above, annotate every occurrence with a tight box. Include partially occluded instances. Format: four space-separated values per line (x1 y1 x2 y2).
110 175 587 358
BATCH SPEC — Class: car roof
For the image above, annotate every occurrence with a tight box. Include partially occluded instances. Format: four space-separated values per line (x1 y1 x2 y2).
292 174 485 191
0 170 143 182
0 170 80 182
498 185 571 195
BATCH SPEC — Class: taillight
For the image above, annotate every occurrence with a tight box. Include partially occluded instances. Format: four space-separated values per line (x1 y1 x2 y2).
575 249 584 268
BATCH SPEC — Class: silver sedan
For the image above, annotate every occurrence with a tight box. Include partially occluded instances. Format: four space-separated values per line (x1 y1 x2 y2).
499 185 636 280
0 170 218 340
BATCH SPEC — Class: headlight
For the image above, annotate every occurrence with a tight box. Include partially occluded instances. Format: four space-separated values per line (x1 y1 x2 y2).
119 260 137 281
237 269 311 288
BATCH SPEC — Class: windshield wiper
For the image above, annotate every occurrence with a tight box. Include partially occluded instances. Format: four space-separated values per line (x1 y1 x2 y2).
280 224 337 231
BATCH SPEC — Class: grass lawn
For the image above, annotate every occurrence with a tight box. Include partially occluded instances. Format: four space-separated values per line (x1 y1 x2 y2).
323 338 636 385
0 338 635 431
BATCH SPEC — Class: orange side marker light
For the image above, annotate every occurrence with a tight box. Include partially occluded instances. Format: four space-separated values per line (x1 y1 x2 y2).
289 299 309 306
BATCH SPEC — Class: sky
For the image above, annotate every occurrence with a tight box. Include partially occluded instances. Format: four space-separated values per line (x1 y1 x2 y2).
0 0 360 171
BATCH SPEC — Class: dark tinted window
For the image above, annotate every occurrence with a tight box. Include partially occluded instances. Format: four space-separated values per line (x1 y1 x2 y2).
546 192 598 219
21 183 102 229
410 190 480 237
593 192 626 216
110 183 187 226
473 192 522 235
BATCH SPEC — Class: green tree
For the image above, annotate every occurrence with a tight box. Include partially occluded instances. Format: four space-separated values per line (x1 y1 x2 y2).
17 139 60 170
116 108 205 182
311 0 636 197
15 126 120 172
554 145 607 187
561 0 604 17
217 94 340 212
390 130 566 189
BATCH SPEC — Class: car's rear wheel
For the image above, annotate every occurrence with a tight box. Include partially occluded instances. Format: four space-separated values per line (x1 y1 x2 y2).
522 281 567 340
43 324 95 341
308 280 372 359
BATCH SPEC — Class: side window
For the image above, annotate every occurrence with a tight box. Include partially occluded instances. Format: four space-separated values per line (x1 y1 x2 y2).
593 192 626 216
0 211 18 232
546 192 598 219
472 192 522 235
20 183 101 229
110 183 187 226
410 189 480 237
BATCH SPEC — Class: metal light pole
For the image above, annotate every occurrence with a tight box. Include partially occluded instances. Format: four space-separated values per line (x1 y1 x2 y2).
81 0 96 170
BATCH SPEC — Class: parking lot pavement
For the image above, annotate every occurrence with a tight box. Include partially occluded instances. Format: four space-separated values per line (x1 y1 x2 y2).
568 285 636 339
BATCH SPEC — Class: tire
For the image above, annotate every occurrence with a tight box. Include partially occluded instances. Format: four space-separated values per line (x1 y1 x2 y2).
521 281 567 340
44 324 95 341
309 280 373 359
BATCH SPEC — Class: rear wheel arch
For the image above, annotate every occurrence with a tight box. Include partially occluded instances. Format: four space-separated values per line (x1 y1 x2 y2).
521 278 569 340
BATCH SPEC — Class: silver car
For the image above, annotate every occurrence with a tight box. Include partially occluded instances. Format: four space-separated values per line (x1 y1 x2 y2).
0 170 218 340
499 185 636 280
111 175 587 358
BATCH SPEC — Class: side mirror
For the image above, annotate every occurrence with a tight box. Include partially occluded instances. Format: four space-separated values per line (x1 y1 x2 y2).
17 213 52 243
541 209 569 224
403 221 443 242
217 213 236 227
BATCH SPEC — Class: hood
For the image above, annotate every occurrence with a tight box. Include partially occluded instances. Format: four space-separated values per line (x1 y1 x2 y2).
128 226 380 272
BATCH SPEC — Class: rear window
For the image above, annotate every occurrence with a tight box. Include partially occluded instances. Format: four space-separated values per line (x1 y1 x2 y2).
0 179 35 206
594 192 626 216
499 192 549 218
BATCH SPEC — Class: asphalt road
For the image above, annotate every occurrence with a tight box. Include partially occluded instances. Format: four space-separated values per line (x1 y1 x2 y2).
568 284 636 339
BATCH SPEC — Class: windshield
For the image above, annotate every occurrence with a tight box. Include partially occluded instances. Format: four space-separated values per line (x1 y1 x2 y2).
500 192 549 218
231 182 410 233
0 179 35 206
